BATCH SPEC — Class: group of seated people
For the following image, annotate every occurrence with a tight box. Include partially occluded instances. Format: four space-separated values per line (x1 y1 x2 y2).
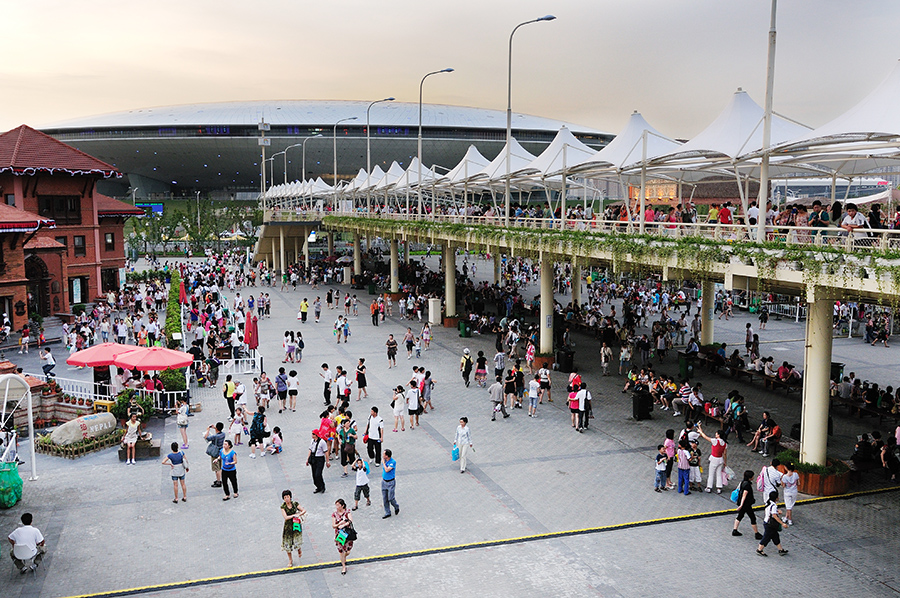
832 375 900 415
852 429 900 482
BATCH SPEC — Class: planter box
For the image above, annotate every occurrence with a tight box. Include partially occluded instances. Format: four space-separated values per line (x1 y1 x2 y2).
443 317 460 328
535 356 555 370
797 469 850 496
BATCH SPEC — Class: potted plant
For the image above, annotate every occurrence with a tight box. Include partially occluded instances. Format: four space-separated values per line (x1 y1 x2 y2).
443 314 461 328
775 449 851 497
77 398 85 406
535 353 555 370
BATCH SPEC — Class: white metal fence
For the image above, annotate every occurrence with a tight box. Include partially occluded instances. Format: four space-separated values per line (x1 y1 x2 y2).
27 373 188 412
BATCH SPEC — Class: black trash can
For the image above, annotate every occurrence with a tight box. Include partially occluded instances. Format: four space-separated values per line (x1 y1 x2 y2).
790 417 834 440
633 390 653 420
830 362 845 383
556 350 574 373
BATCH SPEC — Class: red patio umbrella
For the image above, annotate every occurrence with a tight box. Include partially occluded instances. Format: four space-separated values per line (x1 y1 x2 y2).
66 343 141 368
112 346 193 372
246 313 259 350
178 279 188 304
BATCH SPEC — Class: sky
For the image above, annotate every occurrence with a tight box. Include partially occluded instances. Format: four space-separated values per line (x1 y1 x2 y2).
1 0 898 139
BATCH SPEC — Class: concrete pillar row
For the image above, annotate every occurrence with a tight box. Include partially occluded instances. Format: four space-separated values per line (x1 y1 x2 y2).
800 289 834 466
445 244 456 317
327 232 335 257
390 239 399 293
493 249 502 285
353 233 362 276
540 257 554 355
700 279 715 346
303 233 310 271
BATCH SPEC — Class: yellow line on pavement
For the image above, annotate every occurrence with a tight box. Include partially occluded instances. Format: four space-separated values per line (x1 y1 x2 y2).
63 485 899 598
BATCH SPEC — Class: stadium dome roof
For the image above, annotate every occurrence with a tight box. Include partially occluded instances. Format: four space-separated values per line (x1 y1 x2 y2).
41 100 607 135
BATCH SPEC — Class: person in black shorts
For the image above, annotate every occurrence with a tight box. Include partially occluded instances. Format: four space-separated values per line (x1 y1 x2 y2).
356 358 368 400
386 335 398 369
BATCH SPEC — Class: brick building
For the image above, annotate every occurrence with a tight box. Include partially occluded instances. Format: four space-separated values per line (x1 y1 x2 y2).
0 125 142 323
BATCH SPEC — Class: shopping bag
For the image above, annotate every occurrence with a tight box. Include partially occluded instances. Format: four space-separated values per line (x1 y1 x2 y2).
451 446 459 461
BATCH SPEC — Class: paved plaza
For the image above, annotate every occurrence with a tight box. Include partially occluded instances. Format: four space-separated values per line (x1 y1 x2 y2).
3 257 900 598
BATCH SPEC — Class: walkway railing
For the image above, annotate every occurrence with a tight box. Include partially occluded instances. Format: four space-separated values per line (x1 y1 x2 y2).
319 211 900 253
27 373 188 413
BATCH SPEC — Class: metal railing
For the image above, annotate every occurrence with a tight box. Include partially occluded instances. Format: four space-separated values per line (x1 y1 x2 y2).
27 373 188 412
314 211 900 254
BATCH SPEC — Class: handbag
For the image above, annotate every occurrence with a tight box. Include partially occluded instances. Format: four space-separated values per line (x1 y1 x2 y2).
345 525 358 542
451 446 460 461
205 441 219 457
176 413 188 426
336 529 349 545
730 488 740 504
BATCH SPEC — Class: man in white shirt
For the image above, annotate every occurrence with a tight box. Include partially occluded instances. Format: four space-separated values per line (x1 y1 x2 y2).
406 381 421 428
747 201 759 225
364 407 384 467
8 512 45 573
762 458 783 498
840 203 868 238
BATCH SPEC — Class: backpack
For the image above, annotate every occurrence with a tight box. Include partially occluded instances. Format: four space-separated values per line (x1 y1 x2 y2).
756 467 766 492
771 425 782 441
250 413 265 436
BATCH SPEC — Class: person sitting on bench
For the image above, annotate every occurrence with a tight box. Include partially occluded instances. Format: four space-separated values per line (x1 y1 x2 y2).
747 411 775 451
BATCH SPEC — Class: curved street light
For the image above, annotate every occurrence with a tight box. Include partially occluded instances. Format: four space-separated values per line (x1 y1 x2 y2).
418 69 454 216
367 97 395 213
505 15 556 226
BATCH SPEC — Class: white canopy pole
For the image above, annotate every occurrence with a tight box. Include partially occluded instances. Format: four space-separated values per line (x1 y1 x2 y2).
639 130 648 234
756 0 778 242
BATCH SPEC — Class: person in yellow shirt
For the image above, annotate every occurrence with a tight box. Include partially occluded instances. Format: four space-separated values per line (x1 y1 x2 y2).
707 203 720 224
223 374 236 419
299 299 309 323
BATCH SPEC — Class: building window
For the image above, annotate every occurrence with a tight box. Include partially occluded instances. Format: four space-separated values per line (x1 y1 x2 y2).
104 232 115 251
5 194 14 206
37 195 81 225
55 236 67 256
73 235 86 257
101 268 120 293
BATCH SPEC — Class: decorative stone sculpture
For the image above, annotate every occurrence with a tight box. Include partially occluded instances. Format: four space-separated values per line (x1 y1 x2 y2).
50 412 117 446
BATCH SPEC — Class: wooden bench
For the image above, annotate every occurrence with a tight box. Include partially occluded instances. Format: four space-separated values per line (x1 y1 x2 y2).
118 438 161 461
840 458 881 485
763 375 801 395
830 397 899 423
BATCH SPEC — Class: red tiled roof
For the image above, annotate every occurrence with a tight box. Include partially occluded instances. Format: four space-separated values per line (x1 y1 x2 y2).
24 236 65 250
0 125 120 178
0 203 53 233
96 194 145 217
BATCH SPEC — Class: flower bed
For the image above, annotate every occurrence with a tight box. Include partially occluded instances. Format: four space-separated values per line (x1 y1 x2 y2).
36 429 125 459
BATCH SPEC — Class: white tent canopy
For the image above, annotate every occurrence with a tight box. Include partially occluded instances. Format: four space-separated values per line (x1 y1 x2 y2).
356 165 386 194
519 126 596 177
470 137 537 186
651 89 810 165
779 59 900 150
572 111 682 175
440 145 491 187
373 161 406 192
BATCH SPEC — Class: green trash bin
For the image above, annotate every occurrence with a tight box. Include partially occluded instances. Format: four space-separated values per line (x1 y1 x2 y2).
0 461 23 508
368 284 377 295
678 353 695 380
458 320 471 338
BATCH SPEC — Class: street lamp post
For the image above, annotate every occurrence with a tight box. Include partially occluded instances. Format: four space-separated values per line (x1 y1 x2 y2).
333 117 359 212
195 190 200 232
418 68 454 217
366 97 395 213
283 135 324 184
265 157 276 190
505 15 556 226
130 187 139 205
271 151 286 186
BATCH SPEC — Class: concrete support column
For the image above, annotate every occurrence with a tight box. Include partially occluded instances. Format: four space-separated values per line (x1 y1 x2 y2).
303 236 310 271
353 233 362 276
493 249 502 285
700 280 715 346
279 227 285 274
294 237 299 267
327 232 335 257
572 262 582 307
444 244 456 317
390 239 399 293
800 290 833 466
540 257 554 354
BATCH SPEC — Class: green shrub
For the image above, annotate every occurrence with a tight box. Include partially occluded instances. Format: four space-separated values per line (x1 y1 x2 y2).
775 449 849 476
159 368 187 392
111 389 155 422
164 270 183 349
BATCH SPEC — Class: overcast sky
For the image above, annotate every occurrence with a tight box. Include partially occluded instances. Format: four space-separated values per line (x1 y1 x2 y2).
1 0 897 139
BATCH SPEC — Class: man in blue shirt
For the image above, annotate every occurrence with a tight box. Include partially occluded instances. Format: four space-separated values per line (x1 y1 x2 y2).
381 449 400 519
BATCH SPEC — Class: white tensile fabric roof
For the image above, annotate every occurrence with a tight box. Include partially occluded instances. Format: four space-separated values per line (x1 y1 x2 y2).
470 137 537 184
572 111 682 174
779 59 900 149
356 165 386 193
373 161 406 192
518 126 596 177
394 157 435 190
439 145 491 188
652 89 810 165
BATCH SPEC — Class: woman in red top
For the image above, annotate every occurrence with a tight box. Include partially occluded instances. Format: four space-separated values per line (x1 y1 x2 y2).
697 424 728 493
